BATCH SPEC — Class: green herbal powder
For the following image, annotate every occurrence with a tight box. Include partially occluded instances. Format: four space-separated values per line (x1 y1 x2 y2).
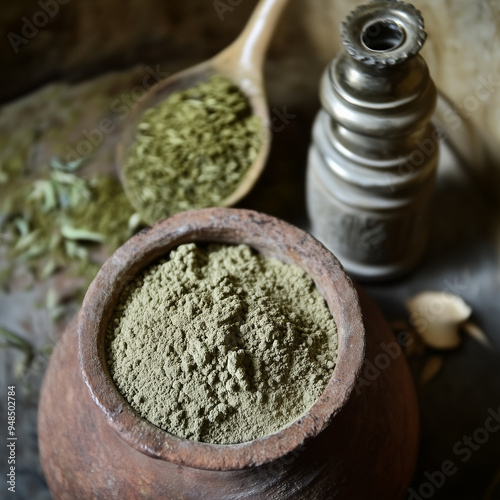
123 76 263 223
106 243 338 444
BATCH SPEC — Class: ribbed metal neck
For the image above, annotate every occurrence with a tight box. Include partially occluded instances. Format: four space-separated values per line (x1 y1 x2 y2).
341 0 426 68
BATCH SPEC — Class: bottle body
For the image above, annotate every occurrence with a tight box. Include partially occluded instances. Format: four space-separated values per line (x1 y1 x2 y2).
306 2 438 280
307 104 439 280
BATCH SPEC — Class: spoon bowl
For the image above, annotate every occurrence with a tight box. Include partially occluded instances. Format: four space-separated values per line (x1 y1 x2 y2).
116 0 289 222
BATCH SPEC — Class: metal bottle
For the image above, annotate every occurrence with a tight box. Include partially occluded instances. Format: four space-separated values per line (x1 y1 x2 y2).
306 0 438 280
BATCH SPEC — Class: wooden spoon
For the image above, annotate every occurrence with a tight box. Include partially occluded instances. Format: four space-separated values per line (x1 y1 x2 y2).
116 0 289 219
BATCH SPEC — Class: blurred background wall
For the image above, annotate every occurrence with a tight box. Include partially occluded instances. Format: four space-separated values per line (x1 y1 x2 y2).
1 0 499 198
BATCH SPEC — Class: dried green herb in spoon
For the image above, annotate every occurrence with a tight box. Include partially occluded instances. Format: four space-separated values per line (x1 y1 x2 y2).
123 75 263 223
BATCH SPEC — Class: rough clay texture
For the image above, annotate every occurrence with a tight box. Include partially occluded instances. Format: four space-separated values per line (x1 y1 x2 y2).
106 243 338 444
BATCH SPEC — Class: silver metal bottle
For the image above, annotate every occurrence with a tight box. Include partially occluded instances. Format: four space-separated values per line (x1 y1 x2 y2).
306 0 438 280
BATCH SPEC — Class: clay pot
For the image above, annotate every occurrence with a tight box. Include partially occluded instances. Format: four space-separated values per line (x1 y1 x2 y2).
38 208 419 499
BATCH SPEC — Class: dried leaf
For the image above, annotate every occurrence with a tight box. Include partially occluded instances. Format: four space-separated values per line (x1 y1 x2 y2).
64 239 78 258
13 229 41 252
42 180 57 211
50 156 88 172
46 287 59 310
41 258 58 278
1 154 136 292
0 326 33 354
61 226 106 243
14 217 29 236
128 212 142 232
74 245 89 260
22 243 48 260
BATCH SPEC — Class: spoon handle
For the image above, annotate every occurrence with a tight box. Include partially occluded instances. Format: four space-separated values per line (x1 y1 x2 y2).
217 0 290 75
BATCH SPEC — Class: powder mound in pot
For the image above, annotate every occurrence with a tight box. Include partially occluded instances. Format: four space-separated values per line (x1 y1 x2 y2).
123 75 263 223
106 243 338 444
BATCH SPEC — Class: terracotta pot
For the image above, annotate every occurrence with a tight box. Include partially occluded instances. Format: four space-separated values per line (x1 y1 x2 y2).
38 208 419 499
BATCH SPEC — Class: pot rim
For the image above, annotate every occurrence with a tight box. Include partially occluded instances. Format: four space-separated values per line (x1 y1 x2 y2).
78 207 365 470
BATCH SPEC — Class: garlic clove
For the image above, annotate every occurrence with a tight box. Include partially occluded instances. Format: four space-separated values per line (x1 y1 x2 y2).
418 323 461 349
406 291 472 350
